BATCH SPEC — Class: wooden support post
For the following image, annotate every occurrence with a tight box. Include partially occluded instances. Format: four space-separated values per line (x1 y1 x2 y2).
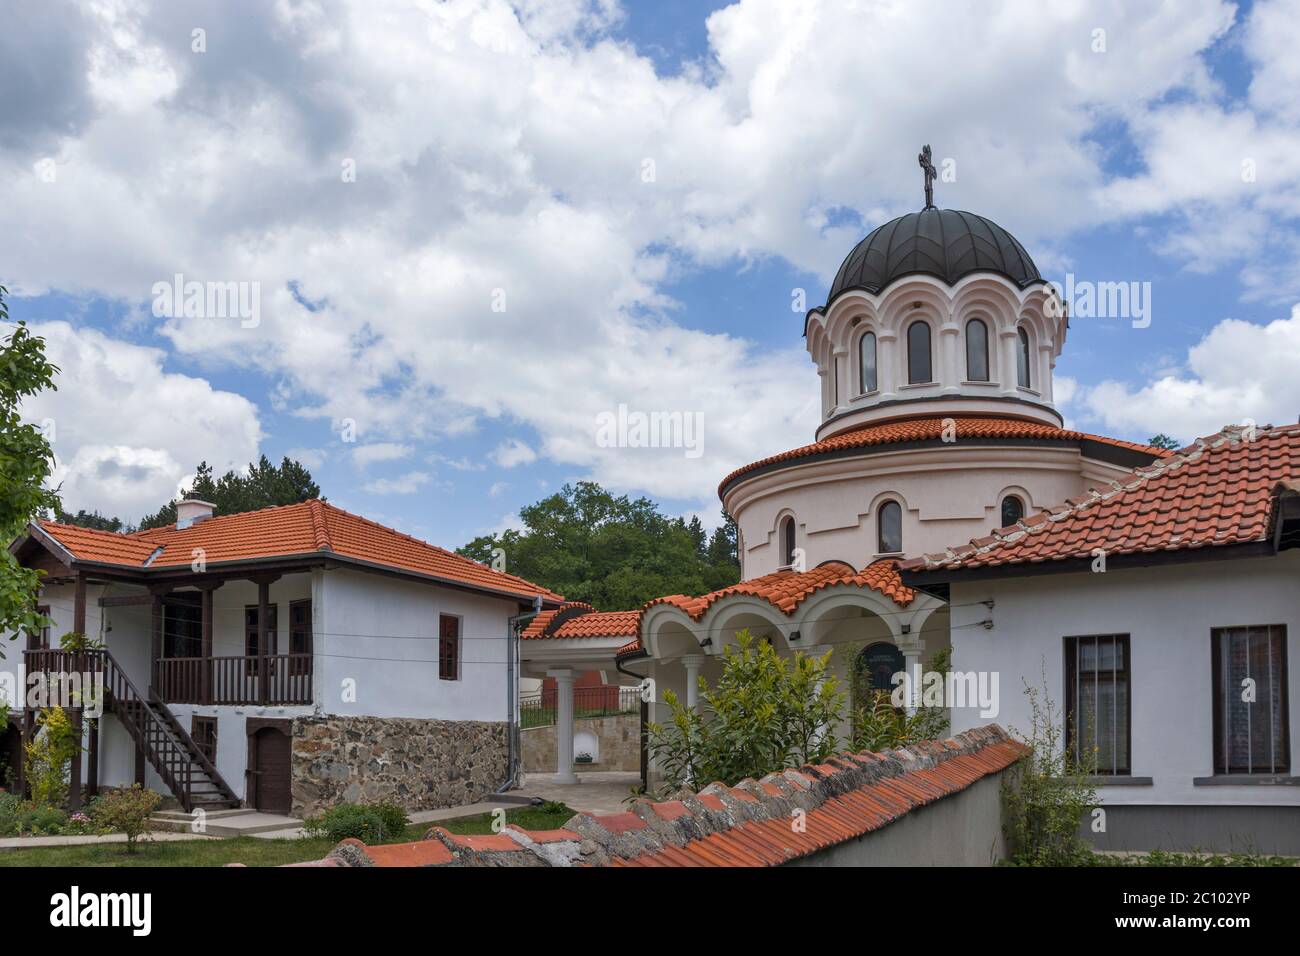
73 572 87 637
200 584 217 705
87 717 100 798
17 711 30 798
68 708 83 812
258 578 271 705
135 734 145 786
150 592 164 697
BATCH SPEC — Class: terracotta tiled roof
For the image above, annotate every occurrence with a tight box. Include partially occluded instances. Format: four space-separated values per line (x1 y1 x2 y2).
33 500 562 603
296 725 1027 867
719 415 1171 495
616 638 643 657
645 559 913 620
522 561 913 643
902 423 1299 574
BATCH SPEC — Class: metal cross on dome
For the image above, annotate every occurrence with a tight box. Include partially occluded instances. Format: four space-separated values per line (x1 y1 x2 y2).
918 144 937 210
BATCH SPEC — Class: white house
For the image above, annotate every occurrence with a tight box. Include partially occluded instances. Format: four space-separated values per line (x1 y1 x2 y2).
1 498 561 817
517 203 1299 854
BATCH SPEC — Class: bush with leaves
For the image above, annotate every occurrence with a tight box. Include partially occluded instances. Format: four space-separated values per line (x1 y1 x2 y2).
646 630 844 791
24 707 79 807
848 647 952 751
1002 674 1099 866
303 801 409 843
90 785 162 852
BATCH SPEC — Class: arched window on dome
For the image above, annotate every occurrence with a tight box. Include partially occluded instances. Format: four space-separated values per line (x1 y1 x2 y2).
780 516 796 568
1016 327 1032 389
1000 494 1025 528
877 500 902 555
906 321 932 384
859 331 877 394
965 319 989 382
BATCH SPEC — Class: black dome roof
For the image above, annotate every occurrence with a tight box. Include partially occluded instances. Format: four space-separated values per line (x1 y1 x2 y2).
817 208 1043 312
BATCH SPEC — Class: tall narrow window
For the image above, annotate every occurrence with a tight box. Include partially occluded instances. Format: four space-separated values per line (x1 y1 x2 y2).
1000 494 1024 527
859 331 877 393
832 353 840 406
877 500 902 554
244 604 277 676
1016 327 1032 388
1212 625 1289 774
907 321 932 384
1065 634 1131 775
289 599 312 677
965 319 989 382
439 614 461 681
780 516 796 567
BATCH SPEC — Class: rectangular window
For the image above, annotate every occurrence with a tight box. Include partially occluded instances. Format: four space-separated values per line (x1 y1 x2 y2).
1212 625 1289 775
163 597 203 658
439 614 460 681
288 599 312 676
244 604 278 676
1065 634 1131 775
191 716 218 764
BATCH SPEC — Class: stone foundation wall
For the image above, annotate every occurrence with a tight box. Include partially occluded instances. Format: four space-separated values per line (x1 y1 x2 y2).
292 715 508 817
522 713 640 773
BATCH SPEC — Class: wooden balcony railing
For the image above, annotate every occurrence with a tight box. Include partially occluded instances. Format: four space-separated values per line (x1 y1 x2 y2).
156 654 313 706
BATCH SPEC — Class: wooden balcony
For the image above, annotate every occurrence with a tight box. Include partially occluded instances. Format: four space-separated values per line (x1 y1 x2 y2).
156 654 313 706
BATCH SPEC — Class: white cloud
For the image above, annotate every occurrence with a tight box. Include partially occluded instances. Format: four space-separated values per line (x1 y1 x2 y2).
362 471 432 495
1072 304 1300 441
488 481 508 497
284 446 326 470
491 439 538 469
19 321 261 521
352 442 413 467
1 0 1290 506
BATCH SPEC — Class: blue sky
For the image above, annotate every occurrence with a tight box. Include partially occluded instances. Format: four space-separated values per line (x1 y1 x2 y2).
4 0 1299 551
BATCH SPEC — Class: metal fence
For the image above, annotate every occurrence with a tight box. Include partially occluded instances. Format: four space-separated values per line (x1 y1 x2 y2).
520 684 640 729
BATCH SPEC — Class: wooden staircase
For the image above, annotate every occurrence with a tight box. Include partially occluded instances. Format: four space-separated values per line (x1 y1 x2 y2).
26 648 240 813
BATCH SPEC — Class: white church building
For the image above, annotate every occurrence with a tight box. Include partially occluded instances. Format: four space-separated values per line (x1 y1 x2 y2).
521 202 1300 855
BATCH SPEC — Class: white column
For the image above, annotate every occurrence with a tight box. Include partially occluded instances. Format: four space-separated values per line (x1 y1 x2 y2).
999 329 1019 396
1038 343 1054 402
681 655 705 712
832 348 848 409
548 668 578 784
939 322 960 393
878 331 899 399
901 645 922 715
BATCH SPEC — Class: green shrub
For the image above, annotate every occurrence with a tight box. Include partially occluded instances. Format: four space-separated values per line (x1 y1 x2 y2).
0 791 23 836
303 801 409 843
646 630 845 791
90 785 162 852
24 707 80 807
19 804 69 835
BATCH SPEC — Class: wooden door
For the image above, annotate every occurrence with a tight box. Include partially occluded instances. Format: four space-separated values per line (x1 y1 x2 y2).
247 726 292 815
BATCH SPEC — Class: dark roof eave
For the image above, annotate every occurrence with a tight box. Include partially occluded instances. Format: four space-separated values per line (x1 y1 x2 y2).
899 539 1278 587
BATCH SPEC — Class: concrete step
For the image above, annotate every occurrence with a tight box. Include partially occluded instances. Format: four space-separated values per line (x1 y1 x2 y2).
150 808 304 837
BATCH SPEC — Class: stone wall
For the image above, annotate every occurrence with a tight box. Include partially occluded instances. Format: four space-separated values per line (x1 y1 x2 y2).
291 715 508 817
522 713 640 773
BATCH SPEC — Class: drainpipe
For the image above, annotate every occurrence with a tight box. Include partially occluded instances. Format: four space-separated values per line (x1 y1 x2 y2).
497 595 543 794
615 653 651 792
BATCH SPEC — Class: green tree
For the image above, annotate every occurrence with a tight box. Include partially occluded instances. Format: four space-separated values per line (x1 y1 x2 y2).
1148 433 1180 451
137 455 321 530
458 481 740 609
646 630 844 791
0 287 61 658
53 507 128 533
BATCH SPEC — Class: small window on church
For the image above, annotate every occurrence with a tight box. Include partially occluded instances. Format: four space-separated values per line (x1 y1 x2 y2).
1017 327 1032 388
780 516 796 567
878 501 902 554
1001 495 1024 527
907 321 931 384
966 319 989 382
859 331 877 393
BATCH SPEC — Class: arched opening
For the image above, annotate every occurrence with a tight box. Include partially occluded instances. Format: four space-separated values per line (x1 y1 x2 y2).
1000 494 1025 527
859 330 877 393
780 515 796 567
906 321 932 384
1016 327 1032 388
965 318 989 382
877 500 902 554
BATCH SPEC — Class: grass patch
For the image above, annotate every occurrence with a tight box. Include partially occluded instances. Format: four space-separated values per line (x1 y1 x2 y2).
0 803 575 867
